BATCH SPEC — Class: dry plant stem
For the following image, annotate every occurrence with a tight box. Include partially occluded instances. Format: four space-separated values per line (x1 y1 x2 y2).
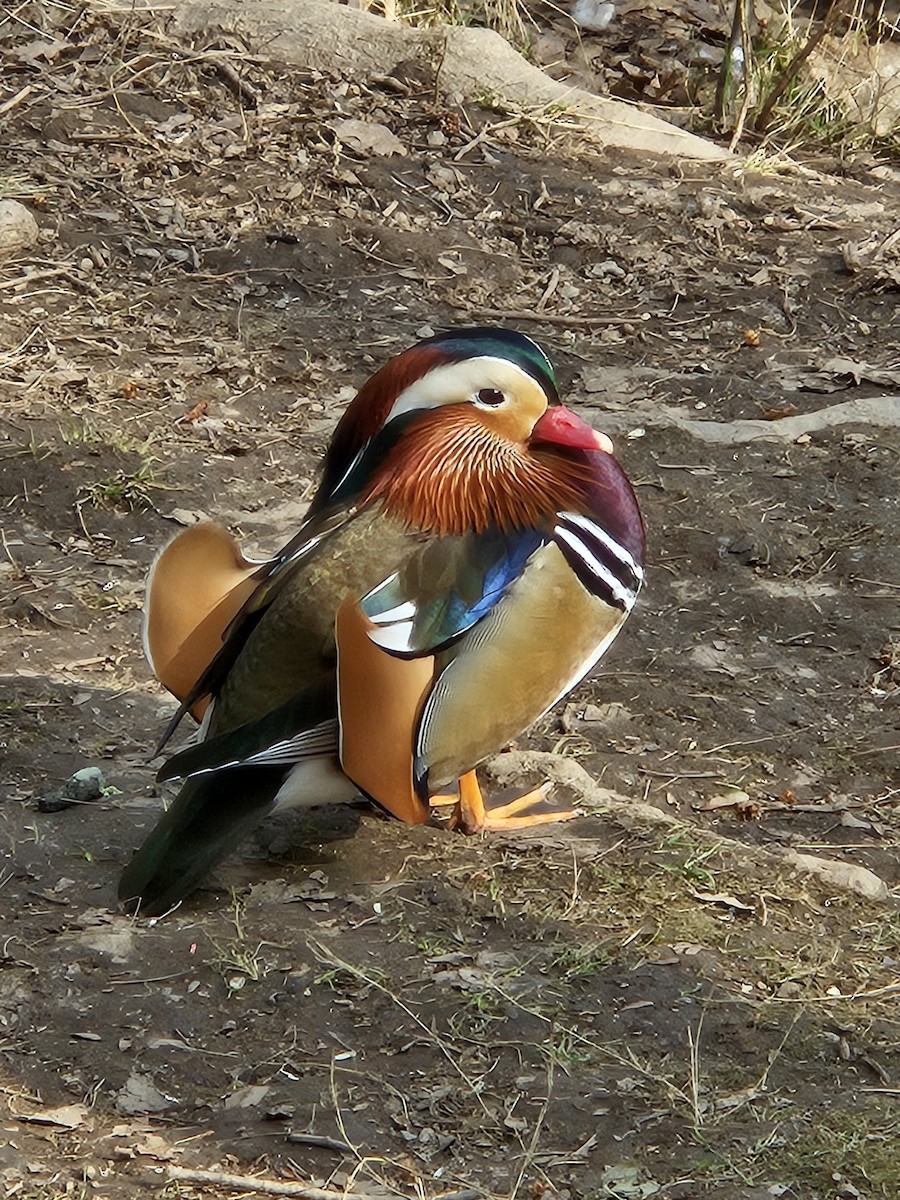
727 0 754 151
755 0 842 134
687 1016 704 1128
714 0 744 125
308 939 493 1115
508 1060 553 1200
772 980 900 1003
166 1166 390 1197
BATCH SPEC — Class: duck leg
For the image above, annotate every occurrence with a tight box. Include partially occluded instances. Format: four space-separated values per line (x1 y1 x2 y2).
449 769 578 834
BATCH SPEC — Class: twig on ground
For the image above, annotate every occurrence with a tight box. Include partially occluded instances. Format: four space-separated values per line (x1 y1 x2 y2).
168 1164 482 1200
453 114 526 161
0 85 34 117
213 57 261 106
446 302 652 327
285 1132 353 1153
0 268 70 293
167 1166 392 1197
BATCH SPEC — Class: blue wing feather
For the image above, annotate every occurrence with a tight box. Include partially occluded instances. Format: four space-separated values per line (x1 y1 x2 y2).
361 526 546 657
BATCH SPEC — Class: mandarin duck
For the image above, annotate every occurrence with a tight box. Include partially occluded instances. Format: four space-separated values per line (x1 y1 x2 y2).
120 328 645 915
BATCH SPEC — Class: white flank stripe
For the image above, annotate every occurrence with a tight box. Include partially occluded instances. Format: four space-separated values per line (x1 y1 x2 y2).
554 525 636 609
169 723 339 778
558 511 644 580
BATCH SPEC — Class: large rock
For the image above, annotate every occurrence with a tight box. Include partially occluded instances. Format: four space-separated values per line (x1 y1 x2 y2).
123 0 729 162
0 200 39 255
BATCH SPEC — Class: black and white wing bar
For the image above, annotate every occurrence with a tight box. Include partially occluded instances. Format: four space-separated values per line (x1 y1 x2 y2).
553 512 643 611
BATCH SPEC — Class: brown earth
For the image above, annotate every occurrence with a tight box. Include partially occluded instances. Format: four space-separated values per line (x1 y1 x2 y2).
1 5 899 1200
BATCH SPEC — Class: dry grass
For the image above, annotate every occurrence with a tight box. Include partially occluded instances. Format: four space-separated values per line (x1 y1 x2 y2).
390 0 530 47
725 0 900 154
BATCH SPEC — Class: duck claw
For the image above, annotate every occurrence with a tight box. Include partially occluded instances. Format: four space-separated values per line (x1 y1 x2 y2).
447 773 579 834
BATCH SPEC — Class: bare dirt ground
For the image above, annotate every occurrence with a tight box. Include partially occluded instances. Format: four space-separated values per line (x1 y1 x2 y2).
1 4 900 1199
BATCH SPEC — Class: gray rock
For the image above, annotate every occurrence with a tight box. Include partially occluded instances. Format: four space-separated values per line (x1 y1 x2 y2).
0 200 39 255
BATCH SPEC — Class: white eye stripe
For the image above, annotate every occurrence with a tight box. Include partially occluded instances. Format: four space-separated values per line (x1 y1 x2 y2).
385 356 544 424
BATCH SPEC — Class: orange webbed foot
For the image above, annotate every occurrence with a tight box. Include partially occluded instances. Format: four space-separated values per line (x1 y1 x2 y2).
444 770 579 834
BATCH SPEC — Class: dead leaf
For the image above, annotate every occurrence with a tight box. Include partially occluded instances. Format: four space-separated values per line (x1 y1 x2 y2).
115 1073 176 1115
133 1133 178 1160
178 398 209 423
688 645 743 677
644 946 680 965
692 891 755 914
694 790 750 811
14 39 73 66
823 357 900 388
20 1104 89 1129
600 1163 661 1197
224 1085 271 1109
760 403 798 421
166 508 210 525
145 1035 193 1052
332 118 406 157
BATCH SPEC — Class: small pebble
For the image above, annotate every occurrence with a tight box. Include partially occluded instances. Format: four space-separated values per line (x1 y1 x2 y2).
571 0 616 30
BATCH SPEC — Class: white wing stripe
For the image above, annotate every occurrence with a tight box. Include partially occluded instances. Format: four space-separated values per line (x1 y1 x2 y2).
368 600 417 626
368 623 416 654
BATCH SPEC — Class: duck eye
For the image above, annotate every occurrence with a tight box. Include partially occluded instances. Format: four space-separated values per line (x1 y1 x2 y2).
477 387 505 407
